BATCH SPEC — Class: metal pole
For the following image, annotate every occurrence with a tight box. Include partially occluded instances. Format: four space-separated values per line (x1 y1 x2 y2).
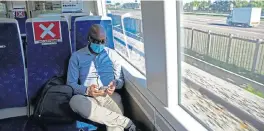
3 1 8 18
251 39 262 72
25 1 32 18
206 30 211 55
226 34 233 63
121 13 132 59
190 28 194 50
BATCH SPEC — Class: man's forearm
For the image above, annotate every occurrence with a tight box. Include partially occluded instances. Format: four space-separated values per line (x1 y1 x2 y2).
115 79 124 89
68 82 87 95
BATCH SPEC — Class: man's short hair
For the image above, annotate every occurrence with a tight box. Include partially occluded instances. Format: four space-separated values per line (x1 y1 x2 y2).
87 24 106 41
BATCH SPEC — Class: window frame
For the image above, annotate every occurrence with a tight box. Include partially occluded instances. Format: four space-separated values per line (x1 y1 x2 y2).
103 0 208 130
96 0 106 16
141 1 207 130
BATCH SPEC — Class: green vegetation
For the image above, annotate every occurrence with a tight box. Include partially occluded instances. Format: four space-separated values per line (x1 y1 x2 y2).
245 84 264 98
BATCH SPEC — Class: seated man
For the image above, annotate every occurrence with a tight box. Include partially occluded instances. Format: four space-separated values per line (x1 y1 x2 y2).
67 24 139 131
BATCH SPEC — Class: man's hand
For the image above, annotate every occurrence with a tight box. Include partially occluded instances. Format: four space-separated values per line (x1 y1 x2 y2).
106 80 116 95
86 84 105 97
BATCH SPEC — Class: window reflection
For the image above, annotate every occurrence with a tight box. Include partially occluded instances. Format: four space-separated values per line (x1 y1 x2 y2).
180 1 264 130
106 1 145 74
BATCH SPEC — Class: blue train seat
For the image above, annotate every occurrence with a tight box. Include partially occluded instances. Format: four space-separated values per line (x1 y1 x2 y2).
14 9 27 36
38 13 63 17
38 13 89 52
25 17 97 131
69 13 88 52
25 17 71 102
37 13 71 26
107 14 121 27
0 18 27 111
74 16 114 50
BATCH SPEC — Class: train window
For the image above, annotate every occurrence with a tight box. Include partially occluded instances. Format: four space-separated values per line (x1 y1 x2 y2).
106 1 146 74
0 3 5 12
180 1 264 130
0 2 6 18
34 1 62 15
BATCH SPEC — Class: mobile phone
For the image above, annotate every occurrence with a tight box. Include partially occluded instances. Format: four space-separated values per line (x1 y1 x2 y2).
99 86 109 90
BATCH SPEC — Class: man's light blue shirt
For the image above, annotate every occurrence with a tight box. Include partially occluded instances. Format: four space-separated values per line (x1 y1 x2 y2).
67 46 124 95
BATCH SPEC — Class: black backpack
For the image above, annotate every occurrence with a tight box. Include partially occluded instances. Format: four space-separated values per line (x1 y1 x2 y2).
32 76 75 125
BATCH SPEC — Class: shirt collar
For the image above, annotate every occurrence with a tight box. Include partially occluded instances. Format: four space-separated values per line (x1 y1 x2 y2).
78 45 92 55
86 45 92 55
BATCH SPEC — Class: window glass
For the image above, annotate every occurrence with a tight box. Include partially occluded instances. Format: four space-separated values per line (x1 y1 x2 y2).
35 1 62 15
180 1 264 130
0 3 6 12
106 1 146 74
0 3 6 18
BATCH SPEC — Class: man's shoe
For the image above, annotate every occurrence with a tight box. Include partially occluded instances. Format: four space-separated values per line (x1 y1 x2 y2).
126 120 145 131
126 124 142 131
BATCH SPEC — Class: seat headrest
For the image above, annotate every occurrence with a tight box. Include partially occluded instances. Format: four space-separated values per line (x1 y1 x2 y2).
26 17 67 23
0 18 18 24
75 16 111 21
38 13 62 17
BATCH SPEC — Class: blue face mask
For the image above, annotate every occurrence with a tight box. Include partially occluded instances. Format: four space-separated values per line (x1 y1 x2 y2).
90 43 105 54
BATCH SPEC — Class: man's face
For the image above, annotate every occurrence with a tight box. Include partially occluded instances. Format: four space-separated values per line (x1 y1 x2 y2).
89 36 105 45
89 25 106 44
88 25 106 54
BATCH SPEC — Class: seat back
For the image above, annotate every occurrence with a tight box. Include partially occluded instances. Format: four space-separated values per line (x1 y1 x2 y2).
0 18 27 109
38 13 88 52
13 9 27 36
38 13 63 17
74 16 114 50
37 13 71 25
26 17 71 101
69 13 88 52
